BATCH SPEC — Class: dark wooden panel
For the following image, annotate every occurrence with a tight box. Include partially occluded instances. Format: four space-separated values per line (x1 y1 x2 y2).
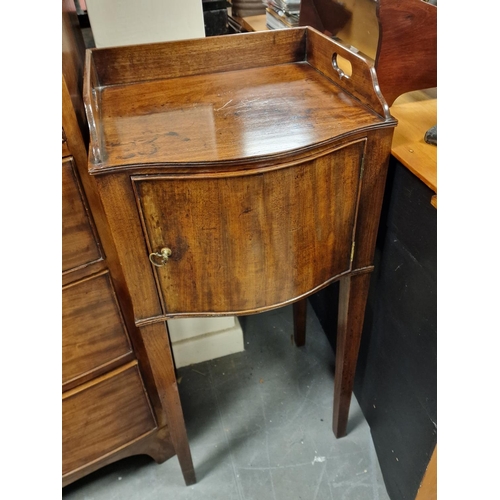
134 141 364 314
310 159 436 500
355 162 437 500
376 0 437 106
62 362 157 476
357 220 436 500
62 271 133 387
62 157 102 272
358 349 436 500
384 159 437 268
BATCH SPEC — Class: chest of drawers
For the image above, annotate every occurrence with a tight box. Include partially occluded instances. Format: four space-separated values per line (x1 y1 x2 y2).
62 3 195 486
83 27 396 481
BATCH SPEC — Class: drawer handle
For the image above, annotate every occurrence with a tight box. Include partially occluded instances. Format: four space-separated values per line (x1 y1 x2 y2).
149 247 172 267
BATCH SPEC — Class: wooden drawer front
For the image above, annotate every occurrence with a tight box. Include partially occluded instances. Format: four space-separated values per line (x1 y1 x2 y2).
62 362 157 476
62 156 102 273
134 140 365 314
62 271 133 386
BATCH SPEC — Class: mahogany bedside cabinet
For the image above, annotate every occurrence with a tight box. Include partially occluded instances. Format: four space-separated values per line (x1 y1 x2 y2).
83 27 397 483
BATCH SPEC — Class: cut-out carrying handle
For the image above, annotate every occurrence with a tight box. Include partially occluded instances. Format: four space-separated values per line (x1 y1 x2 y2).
332 52 353 79
305 27 391 120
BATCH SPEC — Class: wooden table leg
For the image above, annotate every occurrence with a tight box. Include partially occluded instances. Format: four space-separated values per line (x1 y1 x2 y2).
333 273 371 438
140 323 196 485
293 298 307 347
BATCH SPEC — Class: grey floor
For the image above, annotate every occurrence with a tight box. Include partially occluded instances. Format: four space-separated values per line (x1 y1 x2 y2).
63 302 390 500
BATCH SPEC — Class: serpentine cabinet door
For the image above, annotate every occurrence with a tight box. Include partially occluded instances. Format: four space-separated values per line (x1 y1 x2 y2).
133 140 366 315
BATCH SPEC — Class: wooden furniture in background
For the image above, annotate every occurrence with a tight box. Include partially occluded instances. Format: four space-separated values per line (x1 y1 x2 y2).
62 1 195 487
298 0 437 105
235 13 267 32
416 446 437 500
83 27 397 443
390 88 437 195
375 0 437 107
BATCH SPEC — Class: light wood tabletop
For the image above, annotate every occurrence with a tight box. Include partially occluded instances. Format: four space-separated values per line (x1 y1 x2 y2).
390 88 437 196
237 14 268 32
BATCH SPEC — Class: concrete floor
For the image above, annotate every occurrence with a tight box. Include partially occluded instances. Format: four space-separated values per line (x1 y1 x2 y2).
62 302 390 500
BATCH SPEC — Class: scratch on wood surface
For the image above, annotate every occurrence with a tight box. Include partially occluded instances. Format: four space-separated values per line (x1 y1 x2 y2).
215 99 233 111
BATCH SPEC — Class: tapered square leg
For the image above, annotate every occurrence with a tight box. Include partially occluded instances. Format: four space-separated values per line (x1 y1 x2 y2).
140 323 196 485
333 273 371 438
293 298 307 347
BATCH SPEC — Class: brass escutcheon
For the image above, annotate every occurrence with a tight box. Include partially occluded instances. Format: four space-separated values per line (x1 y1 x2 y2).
149 247 172 267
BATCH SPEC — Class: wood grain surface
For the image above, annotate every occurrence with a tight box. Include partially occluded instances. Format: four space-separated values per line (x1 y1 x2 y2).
62 157 102 272
62 270 133 390
376 0 437 107
95 63 385 170
85 28 393 171
390 88 437 193
134 140 365 315
62 362 157 477
415 445 437 500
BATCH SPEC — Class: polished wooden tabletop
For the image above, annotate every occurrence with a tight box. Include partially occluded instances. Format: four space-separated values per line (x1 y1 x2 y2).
98 62 386 169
